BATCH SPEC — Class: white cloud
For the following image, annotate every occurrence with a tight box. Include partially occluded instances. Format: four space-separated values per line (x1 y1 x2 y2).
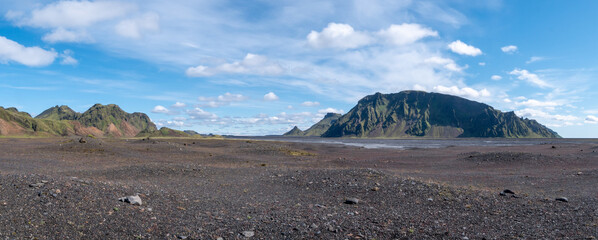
478 62 486 66
318 108 344 114
515 99 560 108
58 50 78 65
151 105 170 114
307 22 372 49
501 45 517 54
19 1 133 28
424 56 462 72
0 36 57 67
186 53 284 77
515 108 579 122
585 115 598 124
42 28 93 43
377 23 438 45
115 13 160 39
263 92 279 101
491 75 502 80
198 92 248 108
509 69 551 88
287 105 294 109
301 101 320 107
433 85 491 99
526 56 545 64
503 98 512 103
171 102 186 108
187 107 218 120
448 40 482 56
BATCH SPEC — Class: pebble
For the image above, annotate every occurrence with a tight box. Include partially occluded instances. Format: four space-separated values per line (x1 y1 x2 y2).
29 183 45 188
427 198 433 202
310 223 318 229
118 195 143 206
555 197 569 202
502 189 515 194
241 231 255 237
344 198 359 204
371 187 380 191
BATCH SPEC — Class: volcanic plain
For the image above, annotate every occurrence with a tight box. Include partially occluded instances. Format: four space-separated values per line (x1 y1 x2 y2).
0 137 597 239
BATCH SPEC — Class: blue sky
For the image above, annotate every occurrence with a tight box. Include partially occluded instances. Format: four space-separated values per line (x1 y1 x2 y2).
0 0 597 137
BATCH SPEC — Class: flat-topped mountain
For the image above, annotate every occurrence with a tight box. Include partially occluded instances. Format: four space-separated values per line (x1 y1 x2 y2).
322 91 559 138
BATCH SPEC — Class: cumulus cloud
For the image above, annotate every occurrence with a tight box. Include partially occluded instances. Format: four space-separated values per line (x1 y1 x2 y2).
501 45 518 54
187 107 218 120
433 85 490 99
377 23 438 45
478 62 486 66
509 69 551 88
263 92 279 101
115 13 160 39
42 28 93 43
585 115 598 124
0 36 57 67
448 40 482 56
151 105 170 114
515 108 579 122
171 102 186 108
424 57 462 72
198 92 248 108
491 75 502 80
307 22 372 49
186 53 284 77
318 108 344 114
301 101 320 107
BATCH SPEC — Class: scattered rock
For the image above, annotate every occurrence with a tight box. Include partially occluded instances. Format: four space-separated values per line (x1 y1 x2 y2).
502 189 515 194
79 138 87 144
427 198 434 202
118 195 142 206
177 235 188 239
371 187 380 191
551 145 556 149
344 198 359 204
555 197 569 202
29 183 45 188
310 223 318 229
241 231 255 237
577 172 583 175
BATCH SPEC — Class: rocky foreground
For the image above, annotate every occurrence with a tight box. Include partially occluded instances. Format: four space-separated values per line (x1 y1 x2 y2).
0 137 597 239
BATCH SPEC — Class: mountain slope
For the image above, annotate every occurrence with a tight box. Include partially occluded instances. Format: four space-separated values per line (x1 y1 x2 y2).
283 126 304 136
35 105 81 121
322 91 560 138
76 104 157 137
303 113 342 136
0 107 74 136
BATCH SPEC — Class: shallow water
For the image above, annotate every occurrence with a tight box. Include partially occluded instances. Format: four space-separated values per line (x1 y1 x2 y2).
228 136 598 150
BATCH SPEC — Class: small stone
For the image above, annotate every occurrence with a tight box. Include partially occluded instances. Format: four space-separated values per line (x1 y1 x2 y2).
502 189 515 194
344 198 359 204
328 226 337 233
41 180 49 183
310 223 318 229
551 145 556 149
177 235 187 239
555 197 569 202
427 198 433 202
79 138 87 143
29 183 44 188
54 189 61 194
241 231 255 237
119 195 142 206
371 187 380 191
577 172 583 175
216 238 224 240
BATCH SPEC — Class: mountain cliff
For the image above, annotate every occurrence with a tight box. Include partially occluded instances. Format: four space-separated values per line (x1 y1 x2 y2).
0 104 157 137
283 126 304 136
303 113 342 136
322 91 560 138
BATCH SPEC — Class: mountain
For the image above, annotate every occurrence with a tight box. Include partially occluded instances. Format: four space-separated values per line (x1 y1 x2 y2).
75 104 156 137
0 107 74 136
283 126 304 136
137 127 191 138
322 91 560 138
35 105 81 121
303 113 342 136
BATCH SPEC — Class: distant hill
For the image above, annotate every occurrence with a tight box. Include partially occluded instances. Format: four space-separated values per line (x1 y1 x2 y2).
322 91 560 138
0 107 74 136
303 113 342 136
283 126 304 136
0 104 158 137
137 127 191 138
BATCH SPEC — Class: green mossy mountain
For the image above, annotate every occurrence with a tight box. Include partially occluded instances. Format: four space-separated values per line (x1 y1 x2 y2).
0 107 74 136
137 127 191 138
0 104 158 137
35 105 81 121
303 113 342 136
322 91 560 138
283 126 304 136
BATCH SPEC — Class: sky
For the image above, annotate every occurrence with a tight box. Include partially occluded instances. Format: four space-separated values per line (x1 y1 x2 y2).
0 0 597 137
